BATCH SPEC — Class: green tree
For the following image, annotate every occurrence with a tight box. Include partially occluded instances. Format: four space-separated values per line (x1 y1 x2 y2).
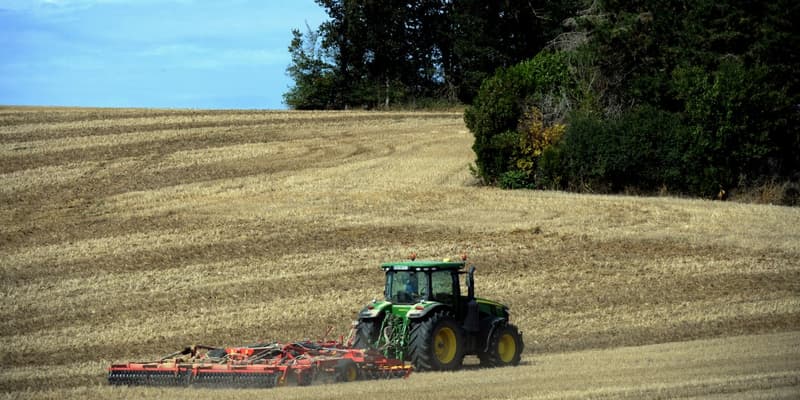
556 0 799 195
464 51 572 185
284 26 337 109
285 0 580 109
464 0 799 199
672 59 785 194
450 0 581 103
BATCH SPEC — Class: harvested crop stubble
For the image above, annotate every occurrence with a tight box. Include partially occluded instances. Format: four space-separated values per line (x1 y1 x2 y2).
1 107 798 399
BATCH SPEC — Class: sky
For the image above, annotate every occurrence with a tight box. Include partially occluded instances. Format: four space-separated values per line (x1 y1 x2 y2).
0 0 329 109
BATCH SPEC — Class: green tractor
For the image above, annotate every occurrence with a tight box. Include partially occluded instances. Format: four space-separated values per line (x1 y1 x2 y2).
353 258 524 371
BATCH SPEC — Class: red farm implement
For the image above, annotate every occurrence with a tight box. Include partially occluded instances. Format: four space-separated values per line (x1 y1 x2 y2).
108 339 411 388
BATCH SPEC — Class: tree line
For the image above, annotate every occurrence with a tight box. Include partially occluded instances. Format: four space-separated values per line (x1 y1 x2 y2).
285 0 581 109
286 0 799 203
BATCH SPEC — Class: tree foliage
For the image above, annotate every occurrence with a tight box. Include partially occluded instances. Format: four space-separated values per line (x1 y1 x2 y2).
466 0 799 200
464 51 572 185
284 26 337 109
285 0 580 109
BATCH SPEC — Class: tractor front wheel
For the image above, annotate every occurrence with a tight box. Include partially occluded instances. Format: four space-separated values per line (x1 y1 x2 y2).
408 311 465 371
479 323 523 367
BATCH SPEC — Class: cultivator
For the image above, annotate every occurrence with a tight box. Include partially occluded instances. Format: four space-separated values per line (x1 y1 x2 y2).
108 339 411 388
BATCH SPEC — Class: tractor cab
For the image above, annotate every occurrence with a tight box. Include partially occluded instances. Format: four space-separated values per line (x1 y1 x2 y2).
382 260 464 306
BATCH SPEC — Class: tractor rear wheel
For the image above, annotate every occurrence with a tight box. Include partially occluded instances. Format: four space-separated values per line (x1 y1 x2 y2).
352 318 380 349
479 323 523 367
408 310 465 371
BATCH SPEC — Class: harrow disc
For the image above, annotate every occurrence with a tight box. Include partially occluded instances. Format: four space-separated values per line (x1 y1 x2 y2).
108 366 280 388
108 369 190 386
192 371 278 388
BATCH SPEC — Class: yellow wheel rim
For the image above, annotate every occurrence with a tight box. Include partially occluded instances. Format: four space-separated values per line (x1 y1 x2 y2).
434 326 457 364
498 333 516 363
345 365 358 382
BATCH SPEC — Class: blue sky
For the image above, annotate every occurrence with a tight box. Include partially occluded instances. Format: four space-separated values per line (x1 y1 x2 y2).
0 0 328 109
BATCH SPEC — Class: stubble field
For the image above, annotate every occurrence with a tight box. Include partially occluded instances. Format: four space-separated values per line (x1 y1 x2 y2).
1 107 798 399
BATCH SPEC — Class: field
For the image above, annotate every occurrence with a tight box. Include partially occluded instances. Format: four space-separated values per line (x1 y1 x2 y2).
1 107 798 399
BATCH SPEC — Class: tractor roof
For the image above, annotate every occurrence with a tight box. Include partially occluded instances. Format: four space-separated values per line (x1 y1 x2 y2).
381 260 465 270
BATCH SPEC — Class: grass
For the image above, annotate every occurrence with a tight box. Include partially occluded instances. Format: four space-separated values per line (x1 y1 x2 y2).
1 107 798 398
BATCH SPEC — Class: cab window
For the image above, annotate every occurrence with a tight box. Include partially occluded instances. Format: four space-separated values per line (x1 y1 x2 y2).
386 270 424 304
430 270 455 303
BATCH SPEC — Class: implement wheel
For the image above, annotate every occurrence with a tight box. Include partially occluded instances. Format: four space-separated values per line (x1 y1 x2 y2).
408 310 465 371
335 359 359 382
479 323 523 367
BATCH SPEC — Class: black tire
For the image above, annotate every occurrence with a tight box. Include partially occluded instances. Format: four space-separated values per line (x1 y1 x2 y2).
408 310 465 371
352 318 380 349
479 323 523 367
334 358 359 382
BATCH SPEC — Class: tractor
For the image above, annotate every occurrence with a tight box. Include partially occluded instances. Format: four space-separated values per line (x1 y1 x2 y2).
352 257 524 371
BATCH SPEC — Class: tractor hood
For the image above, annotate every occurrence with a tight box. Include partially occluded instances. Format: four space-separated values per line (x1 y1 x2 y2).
475 297 510 319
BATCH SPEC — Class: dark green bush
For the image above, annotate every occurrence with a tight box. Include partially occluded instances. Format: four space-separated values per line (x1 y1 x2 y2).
671 58 787 195
465 51 571 184
535 144 565 190
499 170 532 190
546 107 689 193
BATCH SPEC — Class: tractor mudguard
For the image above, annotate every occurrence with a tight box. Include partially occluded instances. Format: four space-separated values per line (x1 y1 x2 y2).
358 300 392 319
405 302 448 321
480 317 508 353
